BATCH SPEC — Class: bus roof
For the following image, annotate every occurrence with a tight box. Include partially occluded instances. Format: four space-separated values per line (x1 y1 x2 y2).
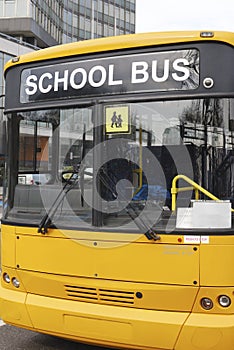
4 30 234 73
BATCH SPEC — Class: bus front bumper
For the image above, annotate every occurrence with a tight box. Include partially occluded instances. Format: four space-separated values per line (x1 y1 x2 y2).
0 285 234 350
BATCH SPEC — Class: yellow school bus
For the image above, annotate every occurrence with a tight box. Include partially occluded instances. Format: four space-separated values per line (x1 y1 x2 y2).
0 31 234 350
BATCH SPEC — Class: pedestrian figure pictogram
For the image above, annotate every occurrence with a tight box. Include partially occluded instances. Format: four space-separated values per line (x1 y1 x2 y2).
105 105 130 134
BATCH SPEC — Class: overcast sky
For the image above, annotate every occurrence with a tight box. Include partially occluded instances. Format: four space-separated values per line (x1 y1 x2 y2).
136 0 234 33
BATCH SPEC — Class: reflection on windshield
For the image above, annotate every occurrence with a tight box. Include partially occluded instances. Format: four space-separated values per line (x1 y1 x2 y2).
5 98 234 233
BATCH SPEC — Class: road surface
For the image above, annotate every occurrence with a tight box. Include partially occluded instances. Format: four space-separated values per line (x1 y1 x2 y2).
0 322 117 350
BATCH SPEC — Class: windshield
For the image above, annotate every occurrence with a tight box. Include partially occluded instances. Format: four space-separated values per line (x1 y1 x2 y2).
4 98 234 233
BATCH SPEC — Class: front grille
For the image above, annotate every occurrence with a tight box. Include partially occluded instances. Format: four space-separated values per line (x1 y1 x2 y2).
99 288 135 304
64 285 135 305
65 285 98 301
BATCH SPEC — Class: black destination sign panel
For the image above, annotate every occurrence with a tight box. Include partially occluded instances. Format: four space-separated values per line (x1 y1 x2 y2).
20 49 199 103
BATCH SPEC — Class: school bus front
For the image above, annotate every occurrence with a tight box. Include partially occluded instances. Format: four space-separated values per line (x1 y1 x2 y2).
1 31 234 349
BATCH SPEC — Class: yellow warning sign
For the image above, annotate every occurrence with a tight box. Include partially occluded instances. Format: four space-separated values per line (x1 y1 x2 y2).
105 105 130 134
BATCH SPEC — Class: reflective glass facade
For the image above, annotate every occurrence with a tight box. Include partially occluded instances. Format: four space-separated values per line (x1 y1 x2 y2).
0 0 136 47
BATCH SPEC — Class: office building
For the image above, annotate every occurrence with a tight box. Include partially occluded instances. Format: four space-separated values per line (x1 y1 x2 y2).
0 32 36 107
0 0 136 48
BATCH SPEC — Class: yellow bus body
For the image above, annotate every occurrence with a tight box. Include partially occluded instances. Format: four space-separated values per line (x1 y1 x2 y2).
1 224 234 349
1 31 234 349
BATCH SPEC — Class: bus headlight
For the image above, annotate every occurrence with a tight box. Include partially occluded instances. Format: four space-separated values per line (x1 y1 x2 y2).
12 277 20 288
200 297 213 310
3 273 10 283
218 295 231 307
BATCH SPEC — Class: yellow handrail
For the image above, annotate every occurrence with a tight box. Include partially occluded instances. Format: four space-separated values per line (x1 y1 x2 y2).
171 174 234 212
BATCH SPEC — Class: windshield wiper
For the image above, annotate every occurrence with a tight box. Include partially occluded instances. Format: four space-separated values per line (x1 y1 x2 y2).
38 167 161 241
38 173 78 234
99 167 160 241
